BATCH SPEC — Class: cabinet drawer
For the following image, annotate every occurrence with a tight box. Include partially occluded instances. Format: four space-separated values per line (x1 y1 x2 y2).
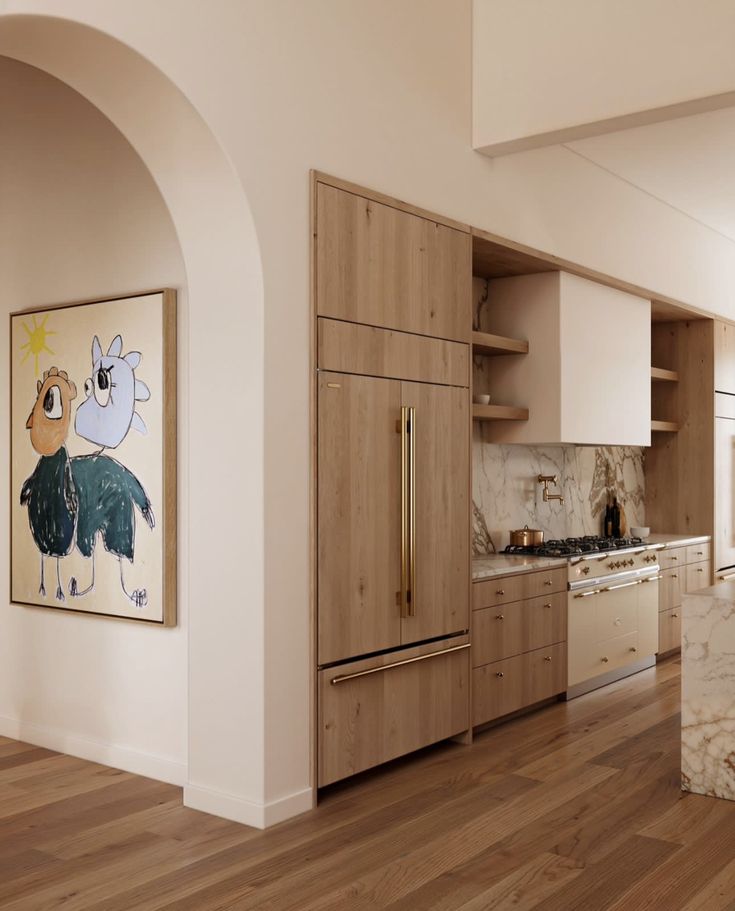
473 574 525 610
473 592 566 666
524 567 567 599
685 561 711 593
658 547 686 569
659 567 682 612
472 643 566 727
658 607 681 655
568 630 638 687
318 640 469 787
686 542 711 565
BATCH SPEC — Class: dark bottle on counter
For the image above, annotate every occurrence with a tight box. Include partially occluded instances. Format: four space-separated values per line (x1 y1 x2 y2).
604 500 613 537
611 497 621 538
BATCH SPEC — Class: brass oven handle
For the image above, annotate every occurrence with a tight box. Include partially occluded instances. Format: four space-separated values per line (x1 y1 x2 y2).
400 405 409 618
605 579 643 592
408 405 416 617
719 571 735 581
574 588 604 598
330 642 470 685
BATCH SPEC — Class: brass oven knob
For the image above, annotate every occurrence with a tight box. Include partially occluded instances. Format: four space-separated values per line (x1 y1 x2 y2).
581 566 590 575
628 559 635 566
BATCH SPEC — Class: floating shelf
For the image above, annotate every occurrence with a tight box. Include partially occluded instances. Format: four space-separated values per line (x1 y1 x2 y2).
473 404 529 422
651 419 680 433
472 330 529 357
651 366 679 383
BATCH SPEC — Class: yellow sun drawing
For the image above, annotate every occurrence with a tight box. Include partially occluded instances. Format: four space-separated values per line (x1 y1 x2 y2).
20 314 55 377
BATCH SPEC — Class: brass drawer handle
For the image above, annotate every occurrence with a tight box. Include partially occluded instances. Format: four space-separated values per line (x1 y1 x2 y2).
601 656 609 663
630 646 637 653
496 589 505 596
496 672 504 678
544 580 553 586
329 642 470 685
672 574 678 579
543 602 552 609
670 556 678 561
672 612 679 618
695 551 704 555
495 614 504 620
697 568 704 573
544 656 552 662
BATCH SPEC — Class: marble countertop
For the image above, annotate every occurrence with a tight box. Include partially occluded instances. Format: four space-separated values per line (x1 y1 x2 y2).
472 553 568 581
681 579 735 799
644 533 711 548
472 532 711 582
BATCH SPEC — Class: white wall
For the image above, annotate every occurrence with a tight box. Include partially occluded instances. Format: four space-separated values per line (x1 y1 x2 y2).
1 0 735 825
474 0 735 154
0 57 188 783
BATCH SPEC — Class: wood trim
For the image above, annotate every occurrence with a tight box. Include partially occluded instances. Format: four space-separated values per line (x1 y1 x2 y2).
472 330 529 356
309 171 319 804
473 404 529 422
312 171 471 234
651 366 679 382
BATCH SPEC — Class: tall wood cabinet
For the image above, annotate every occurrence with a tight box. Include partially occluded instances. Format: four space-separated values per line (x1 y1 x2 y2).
313 174 472 787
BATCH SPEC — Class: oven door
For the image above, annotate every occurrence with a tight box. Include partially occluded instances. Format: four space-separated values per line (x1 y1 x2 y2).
568 572 659 687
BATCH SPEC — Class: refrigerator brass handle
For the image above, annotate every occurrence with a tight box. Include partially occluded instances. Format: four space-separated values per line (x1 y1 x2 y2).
408 405 416 617
400 406 409 618
329 642 470 685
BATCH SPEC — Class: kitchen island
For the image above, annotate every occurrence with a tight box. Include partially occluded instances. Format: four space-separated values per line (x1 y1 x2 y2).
682 579 735 799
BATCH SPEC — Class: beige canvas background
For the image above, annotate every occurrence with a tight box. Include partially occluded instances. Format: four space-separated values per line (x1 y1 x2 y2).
11 293 165 622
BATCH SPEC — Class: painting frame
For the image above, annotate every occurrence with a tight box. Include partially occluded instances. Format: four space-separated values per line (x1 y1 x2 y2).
9 289 177 626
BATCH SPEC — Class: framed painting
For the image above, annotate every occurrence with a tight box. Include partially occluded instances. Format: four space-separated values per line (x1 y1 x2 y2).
10 290 176 625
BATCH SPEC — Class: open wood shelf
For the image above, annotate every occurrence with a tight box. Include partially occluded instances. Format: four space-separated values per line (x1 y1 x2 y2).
473 404 529 422
651 419 680 433
651 366 680 383
472 330 528 357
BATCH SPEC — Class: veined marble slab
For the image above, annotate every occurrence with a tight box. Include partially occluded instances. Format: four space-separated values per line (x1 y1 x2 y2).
472 554 568 581
682 580 735 800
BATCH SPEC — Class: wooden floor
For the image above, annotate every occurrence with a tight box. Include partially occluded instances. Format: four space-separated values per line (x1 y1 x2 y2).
3 657 735 910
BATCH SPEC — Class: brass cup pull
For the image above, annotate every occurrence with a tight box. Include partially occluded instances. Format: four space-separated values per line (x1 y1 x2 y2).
495 614 504 620
672 574 678 579
696 551 704 555
697 568 704 573
601 656 609 663
544 580 553 587
543 602 552 609
630 647 637 653
673 612 679 618
496 672 504 678
544 656 552 662
671 556 678 561
496 589 505 596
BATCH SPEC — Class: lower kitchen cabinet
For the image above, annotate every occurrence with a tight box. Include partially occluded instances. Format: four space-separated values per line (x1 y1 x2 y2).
658 607 681 655
318 638 469 787
657 541 711 656
473 592 566 665
472 643 566 727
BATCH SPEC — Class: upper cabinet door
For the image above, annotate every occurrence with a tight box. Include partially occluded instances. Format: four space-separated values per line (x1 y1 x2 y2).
401 381 469 645
318 372 402 665
316 183 471 342
715 321 735 395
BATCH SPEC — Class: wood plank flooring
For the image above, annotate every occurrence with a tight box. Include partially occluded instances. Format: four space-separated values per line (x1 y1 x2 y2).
3 656 735 909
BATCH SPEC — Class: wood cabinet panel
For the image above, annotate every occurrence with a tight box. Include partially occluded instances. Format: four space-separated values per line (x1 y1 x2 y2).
686 542 711 565
472 593 566 666
318 639 470 787
658 607 681 655
523 567 568 599
472 643 566 727
317 372 402 664
401 382 469 644
316 182 471 342
473 574 526 611
685 560 712 593
658 546 686 570
659 567 682 613
317 318 469 387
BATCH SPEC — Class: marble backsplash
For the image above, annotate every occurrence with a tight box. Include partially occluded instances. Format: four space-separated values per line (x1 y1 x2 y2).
473 431 645 554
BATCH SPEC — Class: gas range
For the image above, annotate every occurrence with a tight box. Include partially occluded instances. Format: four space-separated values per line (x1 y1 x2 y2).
504 535 662 589
504 535 645 559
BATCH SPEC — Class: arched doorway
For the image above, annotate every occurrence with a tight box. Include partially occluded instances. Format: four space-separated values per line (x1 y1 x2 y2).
0 14 284 828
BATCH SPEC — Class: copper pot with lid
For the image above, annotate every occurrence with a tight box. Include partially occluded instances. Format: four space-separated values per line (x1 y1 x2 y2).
509 525 544 547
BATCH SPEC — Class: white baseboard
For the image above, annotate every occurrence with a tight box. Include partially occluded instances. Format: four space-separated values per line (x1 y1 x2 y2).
184 781 314 829
0 715 187 786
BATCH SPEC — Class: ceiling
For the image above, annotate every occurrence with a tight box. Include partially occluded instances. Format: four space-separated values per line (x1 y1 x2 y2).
566 106 735 244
